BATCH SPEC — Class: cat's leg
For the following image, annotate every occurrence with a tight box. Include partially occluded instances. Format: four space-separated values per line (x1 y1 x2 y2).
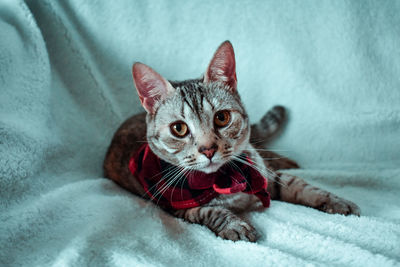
173 206 258 242
206 193 260 213
268 172 361 216
247 145 360 216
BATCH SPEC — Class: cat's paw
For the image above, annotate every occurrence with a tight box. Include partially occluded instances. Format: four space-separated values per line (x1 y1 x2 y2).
318 194 361 216
217 220 258 242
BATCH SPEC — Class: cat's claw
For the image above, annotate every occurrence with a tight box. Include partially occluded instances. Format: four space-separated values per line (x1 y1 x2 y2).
318 195 361 216
217 220 258 242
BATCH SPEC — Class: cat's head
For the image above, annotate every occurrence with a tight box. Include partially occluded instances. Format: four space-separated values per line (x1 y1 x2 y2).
132 41 249 173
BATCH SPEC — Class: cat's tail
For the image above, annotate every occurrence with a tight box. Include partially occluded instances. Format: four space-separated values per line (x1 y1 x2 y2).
250 105 286 145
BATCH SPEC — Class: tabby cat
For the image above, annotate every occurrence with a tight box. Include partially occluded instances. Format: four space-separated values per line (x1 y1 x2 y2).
104 41 360 242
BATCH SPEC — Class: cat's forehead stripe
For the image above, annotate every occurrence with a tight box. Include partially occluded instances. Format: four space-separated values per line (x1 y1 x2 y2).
179 85 205 123
204 95 215 111
179 89 187 118
179 88 194 113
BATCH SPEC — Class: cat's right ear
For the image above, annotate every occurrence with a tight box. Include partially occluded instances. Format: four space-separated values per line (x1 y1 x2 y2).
204 41 237 92
132 63 174 114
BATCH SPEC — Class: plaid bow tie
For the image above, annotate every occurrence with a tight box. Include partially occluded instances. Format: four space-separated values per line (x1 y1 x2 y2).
129 144 270 210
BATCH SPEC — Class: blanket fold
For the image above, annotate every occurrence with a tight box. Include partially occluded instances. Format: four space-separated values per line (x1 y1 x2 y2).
1 0 399 266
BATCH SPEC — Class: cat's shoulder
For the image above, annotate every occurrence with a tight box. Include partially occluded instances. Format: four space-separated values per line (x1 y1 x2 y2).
116 112 147 133
107 112 147 153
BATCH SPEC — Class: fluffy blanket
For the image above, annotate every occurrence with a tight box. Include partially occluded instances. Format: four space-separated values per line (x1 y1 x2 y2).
1 0 399 266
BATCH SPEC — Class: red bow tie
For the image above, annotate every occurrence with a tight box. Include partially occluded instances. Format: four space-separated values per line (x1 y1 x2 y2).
129 144 270 210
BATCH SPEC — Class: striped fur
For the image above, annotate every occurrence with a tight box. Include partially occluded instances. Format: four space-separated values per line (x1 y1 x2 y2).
103 41 361 243
174 206 257 242
145 80 249 174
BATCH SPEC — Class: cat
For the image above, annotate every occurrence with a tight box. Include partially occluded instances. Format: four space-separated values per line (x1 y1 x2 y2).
103 41 360 242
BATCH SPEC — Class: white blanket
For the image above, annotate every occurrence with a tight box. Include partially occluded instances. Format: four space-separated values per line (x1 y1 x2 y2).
1 0 399 266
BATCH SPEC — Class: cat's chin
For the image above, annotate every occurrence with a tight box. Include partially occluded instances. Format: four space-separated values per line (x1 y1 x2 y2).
198 162 223 174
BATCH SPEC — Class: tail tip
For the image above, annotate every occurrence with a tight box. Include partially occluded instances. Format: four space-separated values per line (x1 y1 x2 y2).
271 105 286 117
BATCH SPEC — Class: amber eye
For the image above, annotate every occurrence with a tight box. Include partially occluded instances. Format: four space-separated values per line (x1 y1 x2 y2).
214 110 231 128
170 121 189 137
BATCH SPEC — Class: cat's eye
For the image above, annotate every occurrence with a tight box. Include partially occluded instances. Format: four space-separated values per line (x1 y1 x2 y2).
214 110 231 128
170 121 189 137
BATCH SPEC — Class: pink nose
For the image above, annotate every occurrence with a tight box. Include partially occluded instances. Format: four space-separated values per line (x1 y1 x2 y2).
199 144 217 159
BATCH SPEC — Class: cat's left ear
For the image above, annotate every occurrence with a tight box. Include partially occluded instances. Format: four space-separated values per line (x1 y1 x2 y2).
132 63 175 114
204 41 237 92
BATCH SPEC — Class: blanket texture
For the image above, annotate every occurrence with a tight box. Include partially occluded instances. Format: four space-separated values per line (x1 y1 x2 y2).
1 0 399 266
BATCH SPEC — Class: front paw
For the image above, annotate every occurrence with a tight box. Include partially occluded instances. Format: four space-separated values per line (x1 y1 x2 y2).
217 220 258 242
317 194 361 216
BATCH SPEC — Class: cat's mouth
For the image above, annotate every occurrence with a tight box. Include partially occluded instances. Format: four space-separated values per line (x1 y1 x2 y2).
200 161 223 174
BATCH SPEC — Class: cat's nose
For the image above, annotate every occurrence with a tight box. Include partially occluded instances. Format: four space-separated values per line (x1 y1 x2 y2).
198 144 218 159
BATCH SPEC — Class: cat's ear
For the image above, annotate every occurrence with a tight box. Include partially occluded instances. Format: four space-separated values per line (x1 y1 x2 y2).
132 63 174 114
204 41 237 92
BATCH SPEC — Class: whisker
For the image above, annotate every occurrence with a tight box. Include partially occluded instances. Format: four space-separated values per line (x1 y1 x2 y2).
249 138 268 144
163 167 191 203
140 163 184 198
227 161 255 193
234 154 274 176
246 147 293 153
179 168 192 201
153 162 193 203
167 168 188 205
143 162 185 199
156 166 181 197
153 167 184 203
233 155 286 188
259 157 286 161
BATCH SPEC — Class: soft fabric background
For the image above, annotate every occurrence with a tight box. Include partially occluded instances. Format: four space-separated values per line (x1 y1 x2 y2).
1 0 399 266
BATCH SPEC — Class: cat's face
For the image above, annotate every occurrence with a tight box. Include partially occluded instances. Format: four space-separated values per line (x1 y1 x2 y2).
133 41 249 173
147 81 249 173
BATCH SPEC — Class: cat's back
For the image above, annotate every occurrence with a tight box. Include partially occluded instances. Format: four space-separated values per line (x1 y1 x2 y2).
103 112 147 185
